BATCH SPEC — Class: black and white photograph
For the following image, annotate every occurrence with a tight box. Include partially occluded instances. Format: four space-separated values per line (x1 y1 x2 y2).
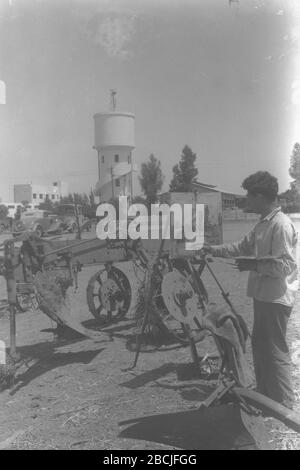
0 0 300 452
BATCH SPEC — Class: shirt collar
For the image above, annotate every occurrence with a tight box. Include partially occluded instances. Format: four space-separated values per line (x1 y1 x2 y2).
260 206 281 222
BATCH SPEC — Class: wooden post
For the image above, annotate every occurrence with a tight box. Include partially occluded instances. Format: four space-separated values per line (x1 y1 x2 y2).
111 166 115 200
4 243 17 357
73 194 82 240
97 149 101 182
130 151 133 203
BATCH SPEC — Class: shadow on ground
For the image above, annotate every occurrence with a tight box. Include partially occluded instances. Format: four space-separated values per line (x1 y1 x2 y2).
82 318 186 354
120 361 219 390
7 339 105 395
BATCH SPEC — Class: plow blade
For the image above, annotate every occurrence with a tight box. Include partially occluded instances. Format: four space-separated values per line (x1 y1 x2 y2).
33 270 105 341
42 301 104 341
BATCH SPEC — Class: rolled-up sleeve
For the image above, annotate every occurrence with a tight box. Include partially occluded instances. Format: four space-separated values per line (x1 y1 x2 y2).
256 223 298 278
211 229 255 258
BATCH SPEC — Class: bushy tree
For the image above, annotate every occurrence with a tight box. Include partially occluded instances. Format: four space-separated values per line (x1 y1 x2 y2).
73 192 89 206
58 192 96 219
139 154 164 207
169 145 198 192
289 142 300 191
131 195 147 205
0 204 8 219
89 188 95 206
60 194 74 204
279 187 300 213
39 195 54 211
279 143 300 212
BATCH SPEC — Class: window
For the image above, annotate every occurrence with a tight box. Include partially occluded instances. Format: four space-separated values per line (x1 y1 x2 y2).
33 193 37 199
102 155 104 163
115 179 120 187
128 153 131 164
39 194 43 199
114 154 119 163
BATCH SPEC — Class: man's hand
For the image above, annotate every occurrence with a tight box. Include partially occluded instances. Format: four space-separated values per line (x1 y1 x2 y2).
235 258 258 272
199 242 213 256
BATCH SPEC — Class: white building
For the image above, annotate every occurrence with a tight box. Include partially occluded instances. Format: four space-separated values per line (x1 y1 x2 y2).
13 181 68 204
93 91 136 202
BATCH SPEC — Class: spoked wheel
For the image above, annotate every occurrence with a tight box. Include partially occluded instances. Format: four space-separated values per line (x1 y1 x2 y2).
86 266 131 324
35 225 43 238
152 271 207 345
151 280 190 345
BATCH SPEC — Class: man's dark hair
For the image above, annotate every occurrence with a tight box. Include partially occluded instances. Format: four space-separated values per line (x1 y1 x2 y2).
242 171 278 201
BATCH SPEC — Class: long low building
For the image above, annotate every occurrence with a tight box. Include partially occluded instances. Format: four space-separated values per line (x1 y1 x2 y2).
191 181 246 210
159 182 246 211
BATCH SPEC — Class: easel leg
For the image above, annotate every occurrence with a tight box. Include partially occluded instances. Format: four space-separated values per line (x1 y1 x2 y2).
183 324 201 375
131 303 151 369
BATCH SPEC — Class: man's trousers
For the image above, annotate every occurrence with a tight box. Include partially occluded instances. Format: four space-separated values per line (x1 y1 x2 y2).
252 299 295 408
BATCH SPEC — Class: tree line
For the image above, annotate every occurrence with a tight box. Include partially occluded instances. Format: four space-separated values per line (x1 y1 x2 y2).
279 143 300 213
1 142 299 220
138 145 198 207
138 143 300 213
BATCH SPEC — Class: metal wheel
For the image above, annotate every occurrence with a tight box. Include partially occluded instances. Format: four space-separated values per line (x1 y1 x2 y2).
35 225 43 238
151 282 189 344
151 274 206 345
86 266 131 324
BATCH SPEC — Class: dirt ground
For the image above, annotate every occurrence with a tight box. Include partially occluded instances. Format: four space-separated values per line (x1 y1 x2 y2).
0 252 300 450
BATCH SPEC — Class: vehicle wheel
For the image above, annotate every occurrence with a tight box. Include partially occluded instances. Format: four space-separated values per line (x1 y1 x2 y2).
35 226 43 237
0 224 5 233
86 266 132 324
152 271 207 345
150 278 191 345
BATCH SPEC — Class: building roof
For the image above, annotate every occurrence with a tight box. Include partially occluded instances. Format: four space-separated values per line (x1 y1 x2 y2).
192 181 246 198
159 181 246 199
194 181 216 188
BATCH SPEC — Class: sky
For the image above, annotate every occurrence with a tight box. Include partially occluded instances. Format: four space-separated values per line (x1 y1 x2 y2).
0 0 300 200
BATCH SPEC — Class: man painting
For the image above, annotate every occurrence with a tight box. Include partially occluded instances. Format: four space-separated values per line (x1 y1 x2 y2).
204 171 298 409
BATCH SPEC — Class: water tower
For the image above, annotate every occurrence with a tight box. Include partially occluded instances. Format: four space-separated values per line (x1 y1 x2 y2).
93 90 135 202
